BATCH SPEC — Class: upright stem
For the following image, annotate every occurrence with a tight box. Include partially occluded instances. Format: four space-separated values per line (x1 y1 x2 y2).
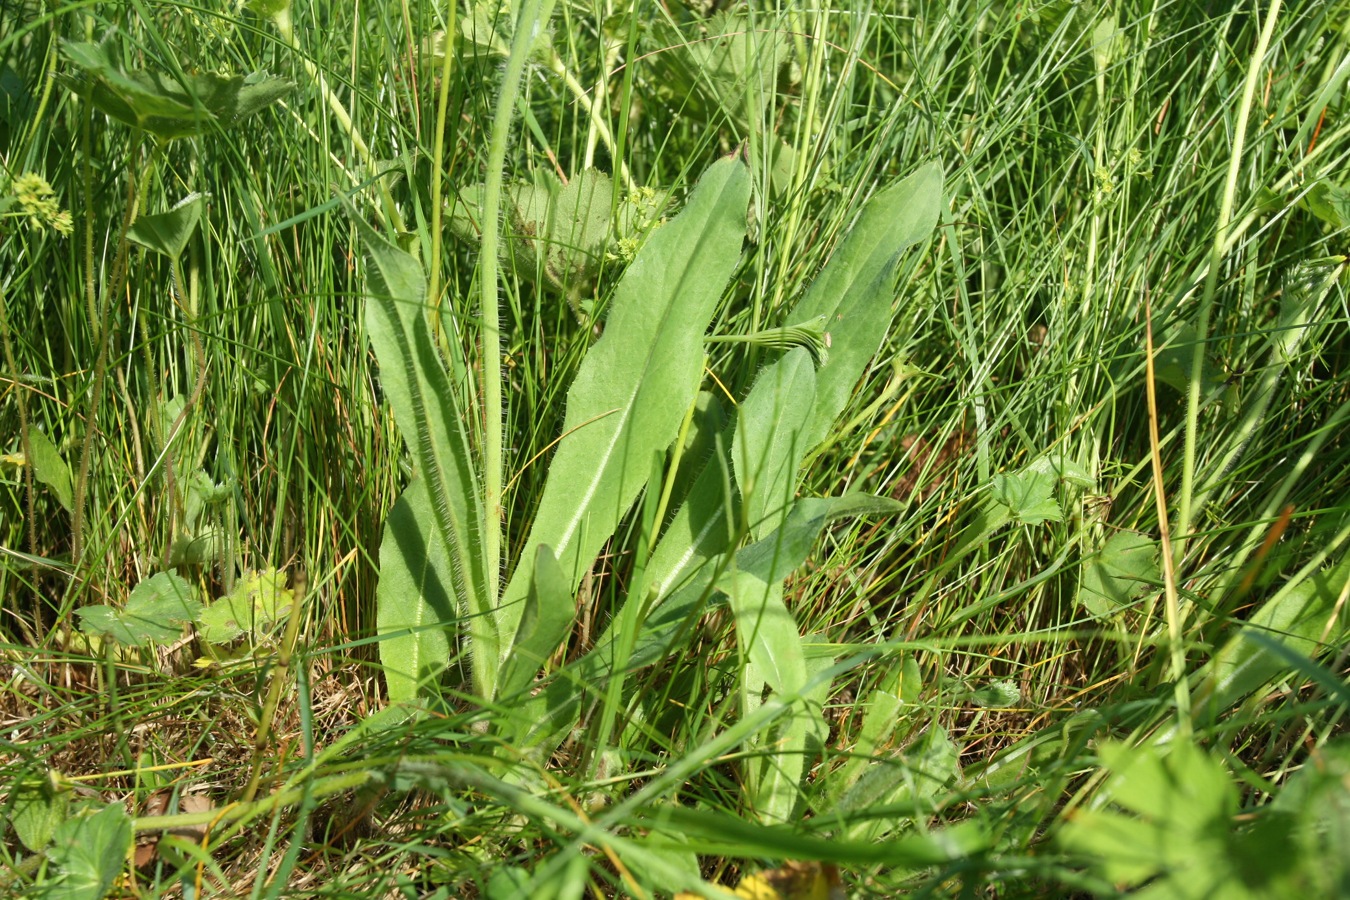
428 5 460 327
1174 0 1282 566
480 0 558 616
272 7 406 235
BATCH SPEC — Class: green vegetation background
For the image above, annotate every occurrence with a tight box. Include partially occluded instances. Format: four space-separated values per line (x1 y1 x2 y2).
2 0 1348 896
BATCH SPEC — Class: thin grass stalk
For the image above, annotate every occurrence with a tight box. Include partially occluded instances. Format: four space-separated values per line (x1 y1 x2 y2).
1175 0 1283 566
1144 297 1191 734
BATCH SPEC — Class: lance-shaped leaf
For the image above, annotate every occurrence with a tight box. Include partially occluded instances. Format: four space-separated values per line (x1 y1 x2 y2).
350 209 492 700
790 160 943 451
504 493 903 754
493 155 751 695
497 545 572 701
734 346 816 540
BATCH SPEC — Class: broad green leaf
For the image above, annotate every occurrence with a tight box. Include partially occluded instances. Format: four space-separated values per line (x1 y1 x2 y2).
733 346 816 539
59 39 292 141
1028 452 1096 489
1272 740 1350 895
790 161 944 452
1059 740 1284 897
1078 531 1158 619
545 168 612 284
1301 179 1350 230
685 11 788 130
10 773 68 851
827 655 919 802
497 545 573 701
128 193 206 259
75 571 199 646
198 567 294 644
723 571 814 822
493 155 751 694
351 206 491 697
47 802 132 900
1195 553 1350 716
373 482 458 702
992 470 1063 525
25 425 73 513
505 493 903 756
970 679 1021 708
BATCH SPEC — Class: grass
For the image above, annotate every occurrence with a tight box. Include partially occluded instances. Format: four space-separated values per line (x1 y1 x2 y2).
2 0 1349 896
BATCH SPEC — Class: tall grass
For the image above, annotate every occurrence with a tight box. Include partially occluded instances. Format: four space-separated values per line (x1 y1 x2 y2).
3 0 1348 896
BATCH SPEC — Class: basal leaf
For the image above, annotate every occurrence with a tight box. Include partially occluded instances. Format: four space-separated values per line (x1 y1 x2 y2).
497 545 573 701
837 725 959 844
790 161 944 452
1196 553 1350 715
10 774 68 852
48 802 132 900
350 207 491 697
733 346 816 540
493 155 751 695
373 482 459 703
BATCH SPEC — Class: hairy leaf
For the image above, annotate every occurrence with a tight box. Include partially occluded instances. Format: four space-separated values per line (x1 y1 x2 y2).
351 208 491 698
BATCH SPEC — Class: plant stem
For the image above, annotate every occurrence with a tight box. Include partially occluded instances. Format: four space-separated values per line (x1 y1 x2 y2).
241 571 308 804
271 6 406 235
1174 0 1282 566
428 4 459 334
480 0 559 659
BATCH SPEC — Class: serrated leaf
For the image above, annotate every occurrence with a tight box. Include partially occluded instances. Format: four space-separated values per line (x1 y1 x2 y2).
1078 531 1157 618
992 470 1062 525
128 193 206 259
76 572 199 646
1060 740 1249 894
10 774 68 852
47 802 132 900
545 168 612 284
25 425 73 513
199 567 293 644
59 39 292 141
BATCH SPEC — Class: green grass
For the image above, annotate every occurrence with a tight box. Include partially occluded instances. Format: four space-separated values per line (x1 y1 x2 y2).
3 0 1349 897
